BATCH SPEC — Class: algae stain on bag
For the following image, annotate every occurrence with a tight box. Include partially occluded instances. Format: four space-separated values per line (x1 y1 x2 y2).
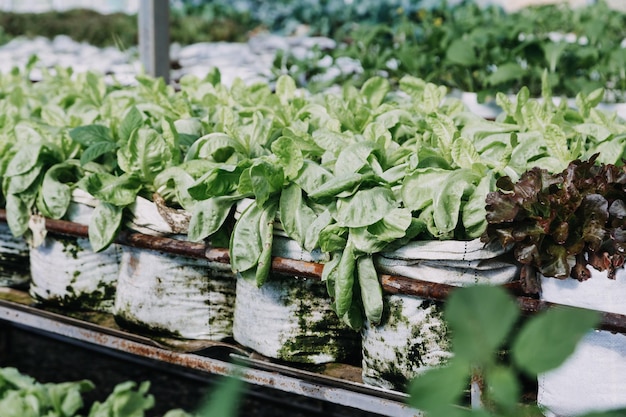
277 275 361 363
29 194 122 313
361 238 520 391
362 295 452 391
0 223 30 287
114 245 236 341
233 273 361 364
29 234 121 312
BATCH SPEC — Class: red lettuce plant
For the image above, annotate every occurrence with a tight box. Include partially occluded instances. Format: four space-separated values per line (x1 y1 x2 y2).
482 154 626 290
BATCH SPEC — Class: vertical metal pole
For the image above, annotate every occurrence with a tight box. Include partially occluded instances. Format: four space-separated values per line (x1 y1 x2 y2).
138 0 170 83
470 366 484 410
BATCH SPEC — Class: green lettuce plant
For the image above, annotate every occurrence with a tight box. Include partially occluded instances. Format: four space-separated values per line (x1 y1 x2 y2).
0 68 129 238
185 73 512 329
58 72 626 331
5 64 626 333
70 75 204 251
0 367 157 417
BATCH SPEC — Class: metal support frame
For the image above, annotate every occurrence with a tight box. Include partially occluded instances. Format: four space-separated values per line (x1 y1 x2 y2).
0 299 420 417
138 0 170 83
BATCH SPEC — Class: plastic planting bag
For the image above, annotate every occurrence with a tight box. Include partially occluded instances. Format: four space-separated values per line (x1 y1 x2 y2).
115 246 236 340
114 195 236 340
232 236 360 364
538 268 626 417
362 238 519 391
29 190 121 312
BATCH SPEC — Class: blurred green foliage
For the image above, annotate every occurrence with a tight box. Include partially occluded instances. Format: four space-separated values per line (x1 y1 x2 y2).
0 7 257 48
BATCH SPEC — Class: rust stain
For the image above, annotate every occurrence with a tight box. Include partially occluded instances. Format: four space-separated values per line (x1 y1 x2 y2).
205 247 230 263
297 383 324 400
91 334 233 374
128 250 139 271
67 328 283 386
380 274 454 300
272 257 323 280
243 373 275 387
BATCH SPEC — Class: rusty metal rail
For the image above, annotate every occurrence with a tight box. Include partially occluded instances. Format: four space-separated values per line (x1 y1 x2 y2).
0 210 514 296
0 294 418 417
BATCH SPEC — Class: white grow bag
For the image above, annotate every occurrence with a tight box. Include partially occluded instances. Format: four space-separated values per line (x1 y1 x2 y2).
114 246 236 340
0 222 29 287
29 190 121 312
232 236 360 364
362 239 519 390
113 195 236 341
538 268 626 417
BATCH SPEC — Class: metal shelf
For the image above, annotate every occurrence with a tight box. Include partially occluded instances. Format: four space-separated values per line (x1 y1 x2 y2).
0 290 419 417
138 0 170 83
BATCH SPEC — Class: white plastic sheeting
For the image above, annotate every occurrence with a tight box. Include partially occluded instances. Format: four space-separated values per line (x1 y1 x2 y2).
377 239 519 286
538 269 626 416
0 0 139 14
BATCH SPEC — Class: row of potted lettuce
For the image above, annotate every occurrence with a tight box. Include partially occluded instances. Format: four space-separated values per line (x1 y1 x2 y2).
2 65 626 413
1 64 626 329
0 365 236 417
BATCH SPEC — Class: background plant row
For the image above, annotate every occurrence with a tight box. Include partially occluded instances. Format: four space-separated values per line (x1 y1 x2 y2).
1 1 626 101
270 0 626 101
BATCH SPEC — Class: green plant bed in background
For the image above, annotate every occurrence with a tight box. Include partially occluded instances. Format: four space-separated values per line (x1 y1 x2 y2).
0 10 137 48
2 1 626 106
268 0 626 102
0 8 258 48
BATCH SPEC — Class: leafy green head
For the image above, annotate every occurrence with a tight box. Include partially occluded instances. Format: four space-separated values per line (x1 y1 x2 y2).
482 154 626 282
